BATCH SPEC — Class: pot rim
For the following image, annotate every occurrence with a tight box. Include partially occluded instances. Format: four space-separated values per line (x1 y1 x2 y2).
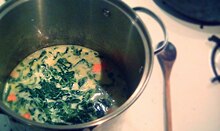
0 0 154 130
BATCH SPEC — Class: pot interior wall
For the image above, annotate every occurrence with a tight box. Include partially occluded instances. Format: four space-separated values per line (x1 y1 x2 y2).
0 0 148 105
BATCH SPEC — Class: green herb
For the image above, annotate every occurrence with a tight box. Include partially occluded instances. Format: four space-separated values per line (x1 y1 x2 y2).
4 86 11 101
41 56 48 63
38 80 61 100
56 58 72 72
27 72 33 77
78 77 88 88
29 58 38 67
28 108 36 116
38 113 45 122
53 52 61 60
63 47 69 54
94 52 98 56
59 71 75 88
73 59 92 68
83 89 95 100
65 97 80 104
20 62 25 67
70 90 84 96
38 50 47 59
73 48 82 56
87 72 96 79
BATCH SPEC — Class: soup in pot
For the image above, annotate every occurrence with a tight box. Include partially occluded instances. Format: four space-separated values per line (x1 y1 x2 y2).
3 45 128 125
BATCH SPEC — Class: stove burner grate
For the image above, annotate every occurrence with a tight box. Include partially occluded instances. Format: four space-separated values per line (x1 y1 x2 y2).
209 35 220 82
154 0 220 26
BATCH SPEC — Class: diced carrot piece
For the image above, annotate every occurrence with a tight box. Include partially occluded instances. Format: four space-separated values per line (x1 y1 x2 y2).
10 70 19 78
93 62 109 73
92 63 102 73
22 113 31 119
7 93 17 102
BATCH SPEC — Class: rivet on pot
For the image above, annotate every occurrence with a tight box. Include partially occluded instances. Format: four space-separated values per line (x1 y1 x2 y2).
139 66 144 74
102 8 111 17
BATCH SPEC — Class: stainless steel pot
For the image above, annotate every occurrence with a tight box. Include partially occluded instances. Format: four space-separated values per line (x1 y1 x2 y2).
0 0 167 130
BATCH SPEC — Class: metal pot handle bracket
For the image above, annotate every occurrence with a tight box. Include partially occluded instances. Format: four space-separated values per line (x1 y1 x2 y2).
133 7 168 55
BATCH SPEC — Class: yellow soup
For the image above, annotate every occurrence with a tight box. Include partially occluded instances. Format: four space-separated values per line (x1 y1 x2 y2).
3 45 128 125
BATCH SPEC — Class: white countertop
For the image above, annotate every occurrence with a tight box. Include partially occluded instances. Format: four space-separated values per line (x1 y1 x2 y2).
1 0 220 131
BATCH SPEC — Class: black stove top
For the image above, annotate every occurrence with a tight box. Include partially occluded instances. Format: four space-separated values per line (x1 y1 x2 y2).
154 0 220 27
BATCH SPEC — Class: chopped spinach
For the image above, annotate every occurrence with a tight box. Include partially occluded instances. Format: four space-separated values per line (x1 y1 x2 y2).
63 47 69 55
41 56 48 63
73 59 92 68
82 89 95 100
38 50 47 59
38 80 61 100
59 71 75 88
28 108 36 116
53 52 61 60
29 58 38 67
72 48 82 56
3 45 120 125
87 72 96 79
78 77 88 88
70 90 84 96
56 58 72 72
94 52 98 56
65 97 80 104
38 114 45 122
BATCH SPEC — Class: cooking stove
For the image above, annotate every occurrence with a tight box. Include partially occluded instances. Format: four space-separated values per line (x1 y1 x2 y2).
0 0 220 131
154 0 220 26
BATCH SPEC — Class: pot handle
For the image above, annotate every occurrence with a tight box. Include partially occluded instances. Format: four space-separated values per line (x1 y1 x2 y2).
133 7 168 55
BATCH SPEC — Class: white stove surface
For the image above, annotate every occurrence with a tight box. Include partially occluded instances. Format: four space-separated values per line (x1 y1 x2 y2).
1 0 220 131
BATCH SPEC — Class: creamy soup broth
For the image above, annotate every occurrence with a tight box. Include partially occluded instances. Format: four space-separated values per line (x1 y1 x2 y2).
3 45 128 125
